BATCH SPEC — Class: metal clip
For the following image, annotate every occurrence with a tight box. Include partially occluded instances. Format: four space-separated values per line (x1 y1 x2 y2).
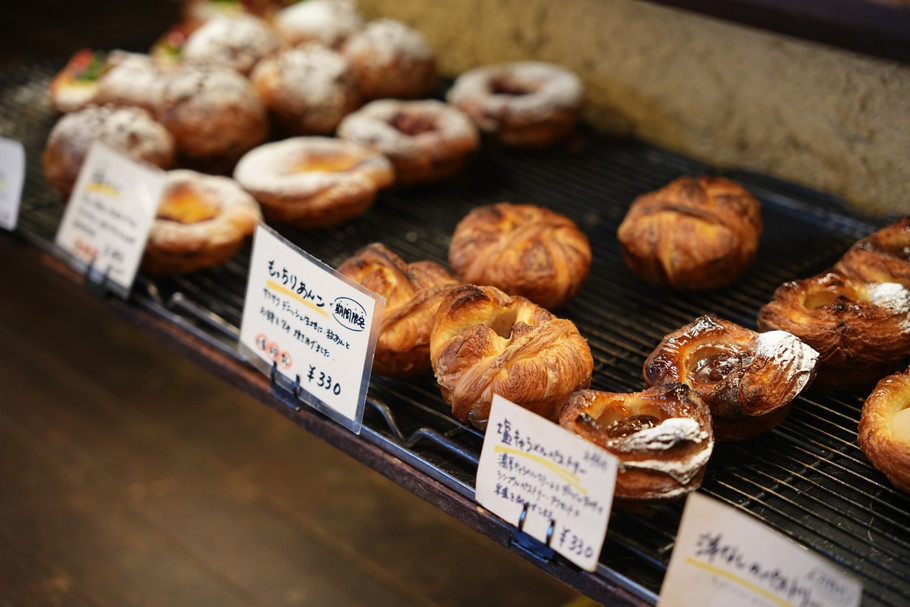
268 361 303 413
510 502 556 564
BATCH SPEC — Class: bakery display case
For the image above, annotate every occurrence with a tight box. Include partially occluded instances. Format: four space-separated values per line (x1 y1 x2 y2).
2 2 910 605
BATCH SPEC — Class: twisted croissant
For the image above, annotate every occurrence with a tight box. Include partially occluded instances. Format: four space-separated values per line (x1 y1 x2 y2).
430 284 593 429
617 176 763 291
337 243 458 377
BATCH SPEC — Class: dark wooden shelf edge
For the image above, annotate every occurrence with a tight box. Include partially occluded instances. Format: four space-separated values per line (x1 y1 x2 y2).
642 0 910 64
10 236 649 607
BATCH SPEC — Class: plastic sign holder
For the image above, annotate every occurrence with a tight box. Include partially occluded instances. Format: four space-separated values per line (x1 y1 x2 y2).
0 137 26 231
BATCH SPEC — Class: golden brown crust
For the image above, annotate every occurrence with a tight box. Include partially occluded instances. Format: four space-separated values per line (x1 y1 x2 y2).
559 383 713 503
617 176 763 291
337 243 459 377
643 315 819 440
430 284 593 428
859 367 910 493
835 218 910 289
448 203 592 310
756 271 910 391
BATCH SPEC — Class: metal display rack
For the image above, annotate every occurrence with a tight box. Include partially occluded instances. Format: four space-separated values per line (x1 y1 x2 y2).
3 59 909 606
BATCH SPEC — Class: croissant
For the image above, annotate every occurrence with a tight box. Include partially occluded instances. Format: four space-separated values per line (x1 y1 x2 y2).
616 176 763 290
559 383 713 503
834 218 910 289
448 202 592 310
757 272 910 391
430 284 594 429
858 367 910 493
336 243 459 377
643 315 819 440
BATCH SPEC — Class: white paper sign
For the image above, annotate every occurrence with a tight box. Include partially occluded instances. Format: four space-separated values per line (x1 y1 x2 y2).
0 137 26 231
659 493 862 607
54 141 164 298
476 394 618 571
239 224 383 434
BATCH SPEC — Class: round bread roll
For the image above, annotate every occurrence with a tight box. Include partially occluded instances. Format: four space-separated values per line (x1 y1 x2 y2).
273 0 363 48
181 14 281 76
560 383 714 503
337 243 459 377
617 175 763 291
430 283 594 429
448 202 592 310
859 367 910 493
643 315 819 440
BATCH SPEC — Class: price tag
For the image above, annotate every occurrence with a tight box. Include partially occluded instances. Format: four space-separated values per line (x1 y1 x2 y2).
659 493 862 607
54 141 164 298
239 224 383 434
0 137 26 231
476 394 618 571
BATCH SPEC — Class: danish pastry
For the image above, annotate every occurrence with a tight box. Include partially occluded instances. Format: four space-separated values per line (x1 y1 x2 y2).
757 272 910 391
559 383 714 503
273 0 363 48
445 61 584 148
429 283 594 429
48 49 105 113
643 315 819 440
337 99 479 187
233 136 394 228
143 169 262 275
617 176 763 291
835 218 910 289
337 243 459 377
858 367 910 493
448 203 591 310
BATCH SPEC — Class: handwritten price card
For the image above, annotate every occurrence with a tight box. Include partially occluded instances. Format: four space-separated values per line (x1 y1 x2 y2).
659 493 862 607
476 394 618 571
55 141 163 298
239 224 383 434
0 137 26 231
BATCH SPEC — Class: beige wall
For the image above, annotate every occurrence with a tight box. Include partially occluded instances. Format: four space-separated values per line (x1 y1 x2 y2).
358 0 910 216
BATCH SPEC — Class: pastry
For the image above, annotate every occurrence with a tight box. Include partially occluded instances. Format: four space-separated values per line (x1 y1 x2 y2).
48 49 106 113
858 367 910 493
181 14 281 76
337 99 479 187
757 271 910 391
643 315 819 440
835 218 910 289
341 18 439 101
337 243 459 377
42 105 176 198
157 64 269 173
429 283 594 429
150 22 198 67
181 0 288 23
446 61 584 148
617 175 763 291
559 383 714 503
233 136 394 228
92 51 166 113
250 44 361 136
143 169 262 275
448 203 592 310
273 0 363 48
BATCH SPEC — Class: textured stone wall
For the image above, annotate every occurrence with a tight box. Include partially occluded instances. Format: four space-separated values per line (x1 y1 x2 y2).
358 0 910 216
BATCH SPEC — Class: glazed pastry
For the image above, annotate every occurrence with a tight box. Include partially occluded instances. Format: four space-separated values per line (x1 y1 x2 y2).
42 105 176 197
337 99 479 187
429 283 594 429
143 169 262 275
157 64 269 173
835 218 910 289
337 243 459 377
757 272 910 391
859 367 910 493
617 176 763 291
643 315 819 440
341 18 439 101
446 61 584 148
448 203 591 310
250 44 361 136
273 0 363 48
559 383 713 503
48 49 107 113
233 136 394 228
181 14 281 76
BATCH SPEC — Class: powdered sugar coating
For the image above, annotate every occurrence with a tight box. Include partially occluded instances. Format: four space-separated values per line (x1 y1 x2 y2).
869 282 910 332
94 51 165 112
754 330 820 395
274 0 363 48
182 14 281 75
